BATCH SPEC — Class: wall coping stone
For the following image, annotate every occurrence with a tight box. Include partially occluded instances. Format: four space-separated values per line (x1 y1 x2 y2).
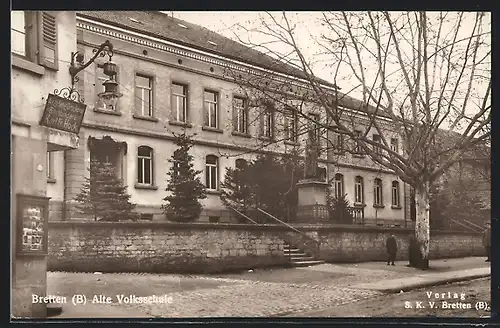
48 221 482 236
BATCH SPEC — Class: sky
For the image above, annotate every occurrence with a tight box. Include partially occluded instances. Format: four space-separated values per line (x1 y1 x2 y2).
168 11 490 131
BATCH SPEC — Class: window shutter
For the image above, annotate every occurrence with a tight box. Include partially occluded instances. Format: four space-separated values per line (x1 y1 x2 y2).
37 11 58 70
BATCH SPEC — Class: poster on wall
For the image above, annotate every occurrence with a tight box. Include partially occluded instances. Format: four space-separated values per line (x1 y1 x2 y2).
16 194 50 256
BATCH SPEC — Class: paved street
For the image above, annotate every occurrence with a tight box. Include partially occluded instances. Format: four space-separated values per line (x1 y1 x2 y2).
289 278 490 317
47 257 489 318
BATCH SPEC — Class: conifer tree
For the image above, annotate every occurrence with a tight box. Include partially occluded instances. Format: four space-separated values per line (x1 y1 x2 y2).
163 133 207 222
327 192 354 224
74 158 136 221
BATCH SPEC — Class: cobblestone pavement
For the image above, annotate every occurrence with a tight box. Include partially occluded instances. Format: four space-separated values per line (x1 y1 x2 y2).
48 258 486 318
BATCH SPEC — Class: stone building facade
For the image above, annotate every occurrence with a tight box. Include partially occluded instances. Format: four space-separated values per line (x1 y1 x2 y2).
46 11 411 227
11 11 80 318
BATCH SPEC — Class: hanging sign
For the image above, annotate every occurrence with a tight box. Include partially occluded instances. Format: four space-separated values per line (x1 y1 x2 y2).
39 94 87 134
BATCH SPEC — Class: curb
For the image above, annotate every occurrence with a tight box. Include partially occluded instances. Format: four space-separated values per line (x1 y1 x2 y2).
381 273 491 293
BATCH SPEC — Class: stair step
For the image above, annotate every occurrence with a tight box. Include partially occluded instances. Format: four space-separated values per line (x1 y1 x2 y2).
290 260 325 267
290 256 315 261
285 252 307 257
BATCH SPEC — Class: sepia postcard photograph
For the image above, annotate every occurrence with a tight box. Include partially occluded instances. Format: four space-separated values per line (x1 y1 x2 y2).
10 10 491 320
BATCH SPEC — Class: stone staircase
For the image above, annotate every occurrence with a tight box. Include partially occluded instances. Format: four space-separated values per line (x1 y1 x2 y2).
283 242 324 267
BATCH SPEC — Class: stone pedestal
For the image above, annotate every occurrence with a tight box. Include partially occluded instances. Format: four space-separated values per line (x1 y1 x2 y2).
295 179 330 223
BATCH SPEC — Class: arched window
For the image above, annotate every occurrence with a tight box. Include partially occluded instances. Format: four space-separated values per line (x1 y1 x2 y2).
334 173 344 199
205 155 219 190
354 176 364 204
374 178 383 206
137 146 153 185
392 181 400 207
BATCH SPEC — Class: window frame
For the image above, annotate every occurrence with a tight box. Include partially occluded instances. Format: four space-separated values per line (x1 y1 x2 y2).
390 138 399 153
353 130 364 154
137 146 154 185
261 106 274 139
354 176 364 204
204 90 219 129
333 173 344 199
46 151 55 182
233 97 248 134
373 134 382 155
205 155 219 190
135 74 154 117
374 178 383 206
172 82 188 123
11 11 59 70
391 180 400 207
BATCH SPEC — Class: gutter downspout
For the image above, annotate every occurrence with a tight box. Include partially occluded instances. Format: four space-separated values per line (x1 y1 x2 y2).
62 150 67 221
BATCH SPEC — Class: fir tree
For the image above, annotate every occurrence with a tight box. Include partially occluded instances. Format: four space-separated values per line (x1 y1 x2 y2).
163 133 207 222
327 192 354 224
220 165 251 223
74 158 137 221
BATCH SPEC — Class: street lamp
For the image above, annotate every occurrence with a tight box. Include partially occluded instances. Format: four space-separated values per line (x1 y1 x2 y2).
54 40 122 106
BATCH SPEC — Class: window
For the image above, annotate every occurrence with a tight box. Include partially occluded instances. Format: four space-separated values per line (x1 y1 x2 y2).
46 151 54 180
135 75 153 117
204 90 218 128
318 167 327 182
333 173 344 199
284 108 298 142
353 130 363 154
137 146 153 185
390 138 399 153
354 176 364 204
308 113 320 145
173 161 181 177
205 155 218 190
260 106 274 138
392 181 400 207
374 178 383 206
233 97 248 134
172 83 188 122
373 134 382 155
331 125 344 153
11 11 58 69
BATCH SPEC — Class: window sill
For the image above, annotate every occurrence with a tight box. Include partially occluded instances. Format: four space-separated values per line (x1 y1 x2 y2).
133 114 158 122
202 126 223 134
353 203 366 208
206 189 221 195
352 153 365 158
47 178 57 184
232 131 251 138
94 108 122 116
134 183 158 190
169 121 193 128
391 205 402 210
12 55 45 76
373 204 385 209
284 140 300 146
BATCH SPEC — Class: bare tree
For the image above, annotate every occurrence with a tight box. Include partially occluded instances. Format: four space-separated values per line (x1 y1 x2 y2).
223 11 491 269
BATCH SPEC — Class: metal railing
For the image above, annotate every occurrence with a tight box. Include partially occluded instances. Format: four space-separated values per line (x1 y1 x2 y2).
228 206 259 225
448 218 482 233
257 208 321 262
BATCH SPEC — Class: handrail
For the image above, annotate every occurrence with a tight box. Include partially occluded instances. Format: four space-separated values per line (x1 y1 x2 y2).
449 218 482 233
228 206 259 225
257 208 320 244
462 219 485 231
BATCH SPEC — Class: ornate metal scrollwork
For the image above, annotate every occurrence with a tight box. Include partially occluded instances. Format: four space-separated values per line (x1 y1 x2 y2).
68 40 115 90
53 86 85 103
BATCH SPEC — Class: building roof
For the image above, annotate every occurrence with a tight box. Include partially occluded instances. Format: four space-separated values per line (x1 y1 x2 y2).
77 11 338 89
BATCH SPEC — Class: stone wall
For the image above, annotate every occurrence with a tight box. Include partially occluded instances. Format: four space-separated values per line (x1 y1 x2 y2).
48 222 286 273
48 222 485 274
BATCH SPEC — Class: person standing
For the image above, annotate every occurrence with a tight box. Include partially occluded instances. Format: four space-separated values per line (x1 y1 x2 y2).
483 222 491 262
386 233 398 266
